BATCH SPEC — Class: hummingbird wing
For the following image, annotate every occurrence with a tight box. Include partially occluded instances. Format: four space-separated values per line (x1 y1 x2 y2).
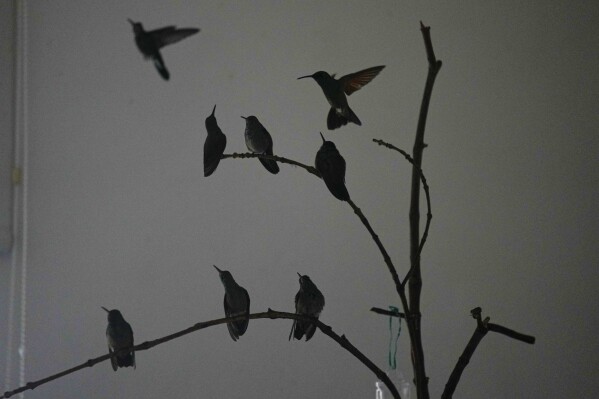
108 346 118 371
117 321 136 369
224 295 239 341
236 287 250 336
339 65 385 96
316 149 349 201
150 27 200 49
106 327 119 371
258 130 280 174
127 321 136 369
203 133 227 177
289 290 302 340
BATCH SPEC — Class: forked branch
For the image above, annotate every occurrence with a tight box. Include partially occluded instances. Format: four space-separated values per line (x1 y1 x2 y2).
441 307 536 399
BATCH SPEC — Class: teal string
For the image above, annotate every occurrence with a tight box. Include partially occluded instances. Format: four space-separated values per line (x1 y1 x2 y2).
388 306 401 370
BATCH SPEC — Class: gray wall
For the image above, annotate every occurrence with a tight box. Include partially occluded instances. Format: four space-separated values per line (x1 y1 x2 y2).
1 1 598 398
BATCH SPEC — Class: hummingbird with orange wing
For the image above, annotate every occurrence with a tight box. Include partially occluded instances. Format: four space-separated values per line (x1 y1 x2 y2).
298 65 385 130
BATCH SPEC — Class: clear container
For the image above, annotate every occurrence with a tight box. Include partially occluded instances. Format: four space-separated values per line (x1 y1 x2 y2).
375 368 412 399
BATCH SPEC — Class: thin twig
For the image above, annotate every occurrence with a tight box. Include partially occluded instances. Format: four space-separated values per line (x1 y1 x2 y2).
221 152 321 177
371 138 433 285
406 21 442 399
347 199 405 297
440 308 535 399
488 323 536 344
2 310 401 399
370 307 406 319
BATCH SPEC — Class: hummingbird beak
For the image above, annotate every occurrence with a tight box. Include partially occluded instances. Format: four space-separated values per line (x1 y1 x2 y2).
211 104 216 117
213 265 222 273
297 272 302 278
319 132 326 143
240 116 247 120
297 74 313 80
101 306 109 313
127 18 134 26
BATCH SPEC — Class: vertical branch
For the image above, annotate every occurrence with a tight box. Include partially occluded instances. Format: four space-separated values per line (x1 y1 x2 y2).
408 22 442 399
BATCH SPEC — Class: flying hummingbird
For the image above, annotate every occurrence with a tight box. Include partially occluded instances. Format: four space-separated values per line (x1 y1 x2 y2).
213 265 251 341
102 307 135 371
298 65 385 130
315 132 350 201
127 19 199 81
241 116 280 174
289 273 325 342
204 105 227 177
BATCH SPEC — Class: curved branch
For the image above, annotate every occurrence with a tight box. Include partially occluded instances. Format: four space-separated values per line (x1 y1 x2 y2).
221 152 321 177
372 138 433 285
2 310 400 399
346 199 408 305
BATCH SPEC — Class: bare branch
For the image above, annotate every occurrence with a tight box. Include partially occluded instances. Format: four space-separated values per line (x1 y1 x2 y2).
488 323 536 344
441 308 536 399
371 138 433 285
221 152 321 177
346 199 406 297
2 310 401 399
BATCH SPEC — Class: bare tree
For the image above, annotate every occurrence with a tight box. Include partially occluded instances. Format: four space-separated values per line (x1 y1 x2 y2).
1 22 535 399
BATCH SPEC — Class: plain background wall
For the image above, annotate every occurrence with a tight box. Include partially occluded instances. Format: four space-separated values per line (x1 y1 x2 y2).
1 1 598 398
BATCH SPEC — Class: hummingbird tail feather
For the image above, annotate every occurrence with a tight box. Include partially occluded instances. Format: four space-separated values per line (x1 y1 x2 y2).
259 158 280 174
327 108 348 130
304 322 317 341
346 106 361 126
226 322 239 341
117 353 135 368
293 322 306 341
153 56 170 80
326 181 350 202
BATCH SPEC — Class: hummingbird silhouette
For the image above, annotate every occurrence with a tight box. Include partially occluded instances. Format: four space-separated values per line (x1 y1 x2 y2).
241 116 280 174
128 19 199 81
315 132 350 201
298 65 385 130
102 307 135 371
204 105 227 177
213 265 250 341
289 273 325 342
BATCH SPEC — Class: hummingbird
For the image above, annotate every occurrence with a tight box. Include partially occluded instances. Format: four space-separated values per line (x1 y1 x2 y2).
127 19 199 81
241 116 280 174
101 307 135 371
213 265 250 341
315 132 350 201
289 273 325 342
298 65 385 130
204 105 227 177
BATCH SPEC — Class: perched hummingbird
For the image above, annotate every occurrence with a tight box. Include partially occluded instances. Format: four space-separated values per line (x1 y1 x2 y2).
127 19 199 81
102 307 135 371
241 116 280 174
315 132 350 201
298 65 385 130
289 273 325 342
213 265 250 341
204 105 227 177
